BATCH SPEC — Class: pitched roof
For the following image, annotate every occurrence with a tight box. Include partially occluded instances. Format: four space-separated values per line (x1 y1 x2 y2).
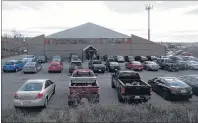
46 22 130 39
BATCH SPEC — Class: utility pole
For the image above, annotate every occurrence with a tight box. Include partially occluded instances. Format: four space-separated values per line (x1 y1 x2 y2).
145 4 153 41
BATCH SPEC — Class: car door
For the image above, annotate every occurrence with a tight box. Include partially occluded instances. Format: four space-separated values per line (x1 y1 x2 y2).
149 78 158 91
44 80 51 97
46 80 54 95
156 79 168 95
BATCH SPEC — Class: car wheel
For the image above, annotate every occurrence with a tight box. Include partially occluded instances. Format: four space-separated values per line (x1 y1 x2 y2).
53 87 55 94
14 106 20 110
43 98 48 108
15 68 18 72
68 101 73 106
162 91 170 100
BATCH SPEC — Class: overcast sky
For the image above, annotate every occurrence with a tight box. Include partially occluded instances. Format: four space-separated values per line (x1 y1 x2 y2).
2 1 198 42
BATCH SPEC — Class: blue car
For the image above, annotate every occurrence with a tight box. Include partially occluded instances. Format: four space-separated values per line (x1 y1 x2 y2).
2 60 24 72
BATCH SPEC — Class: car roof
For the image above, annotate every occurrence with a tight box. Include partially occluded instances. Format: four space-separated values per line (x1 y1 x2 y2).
26 79 48 83
71 60 82 62
119 70 138 73
73 69 93 72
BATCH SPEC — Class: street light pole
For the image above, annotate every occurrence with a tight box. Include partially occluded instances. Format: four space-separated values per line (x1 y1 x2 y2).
145 4 153 41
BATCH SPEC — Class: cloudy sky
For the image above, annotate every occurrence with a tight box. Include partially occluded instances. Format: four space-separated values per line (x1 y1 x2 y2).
2 1 198 42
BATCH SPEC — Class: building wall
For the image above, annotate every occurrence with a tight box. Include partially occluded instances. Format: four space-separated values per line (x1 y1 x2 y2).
44 36 166 59
27 35 45 56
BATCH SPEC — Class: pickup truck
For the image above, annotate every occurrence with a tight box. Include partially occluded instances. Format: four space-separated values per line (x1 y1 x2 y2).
111 70 152 102
68 69 100 106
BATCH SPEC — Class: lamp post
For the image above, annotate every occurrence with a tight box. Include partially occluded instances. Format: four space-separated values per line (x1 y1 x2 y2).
145 4 153 41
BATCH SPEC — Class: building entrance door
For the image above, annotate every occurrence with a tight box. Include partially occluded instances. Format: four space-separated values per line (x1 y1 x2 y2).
83 45 98 60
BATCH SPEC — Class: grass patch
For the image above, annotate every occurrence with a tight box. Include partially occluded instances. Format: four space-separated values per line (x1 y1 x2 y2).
2 103 198 123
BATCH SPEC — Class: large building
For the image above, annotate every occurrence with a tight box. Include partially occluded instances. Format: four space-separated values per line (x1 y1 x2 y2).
27 22 166 60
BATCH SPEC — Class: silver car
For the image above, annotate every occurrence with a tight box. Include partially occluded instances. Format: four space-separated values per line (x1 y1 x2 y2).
187 61 198 70
143 61 160 71
23 62 42 73
13 79 56 108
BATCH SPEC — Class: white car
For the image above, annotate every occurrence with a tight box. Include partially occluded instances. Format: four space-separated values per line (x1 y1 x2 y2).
13 79 56 108
187 61 198 70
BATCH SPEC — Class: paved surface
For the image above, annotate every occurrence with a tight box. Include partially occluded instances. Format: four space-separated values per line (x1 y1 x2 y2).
2 60 198 110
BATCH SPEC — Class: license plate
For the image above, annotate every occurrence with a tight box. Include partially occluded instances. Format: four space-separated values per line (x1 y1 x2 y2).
21 101 31 105
135 96 140 99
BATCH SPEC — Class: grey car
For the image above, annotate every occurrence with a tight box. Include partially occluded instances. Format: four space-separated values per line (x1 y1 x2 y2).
13 79 56 108
187 61 198 70
23 62 42 73
22 58 34 64
143 61 160 71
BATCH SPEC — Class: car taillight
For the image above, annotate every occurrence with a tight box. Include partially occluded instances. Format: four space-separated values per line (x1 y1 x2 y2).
150 88 152 95
97 88 100 94
14 93 18 99
36 93 43 99
121 88 126 94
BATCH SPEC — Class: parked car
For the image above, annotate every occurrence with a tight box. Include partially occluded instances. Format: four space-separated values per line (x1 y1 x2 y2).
22 58 34 64
105 61 121 72
135 56 148 62
169 56 183 62
124 56 135 62
111 71 152 102
69 60 83 73
52 55 62 62
48 61 63 73
182 56 196 61
143 61 160 71
103 54 108 61
113 56 125 63
125 61 144 71
24 55 36 61
146 56 157 61
88 60 106 73
69 53 80 62
23 62 42 73
37 55 47 63
148 77 193 100
13 79 56 108
156 58 175 70
68 69 99 106
2 60 24 72
178 75 198 96
187 61 198 70
175 60 188 70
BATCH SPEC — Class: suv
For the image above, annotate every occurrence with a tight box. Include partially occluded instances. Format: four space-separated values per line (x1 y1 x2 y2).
156 58 175 69
69 60 83 73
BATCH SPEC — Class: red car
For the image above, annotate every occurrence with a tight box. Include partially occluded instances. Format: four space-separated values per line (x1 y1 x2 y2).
125 61 144 71
48 62 63 73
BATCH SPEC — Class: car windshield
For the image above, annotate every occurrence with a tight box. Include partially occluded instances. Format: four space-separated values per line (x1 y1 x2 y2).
166 59 174 63
71 62 82 66
23 58 32 61
53 56 61 59
25 55 34 58
52 58 61 62
20 83 43 91
166 79 187 87
51 63 59 66
71 55 78 58
25 62 35 66
4 61 14 65
132 62 141 65
108 59 114 62
72 71 95 77
93 61 102 64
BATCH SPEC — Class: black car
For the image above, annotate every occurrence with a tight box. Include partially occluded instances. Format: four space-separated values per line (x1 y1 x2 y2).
113 56 125 63
88 60 106 73
178 75 198 96
135 56 148 62
37 55 47 63
105 60 121 72
124 56 135 62
148 77 193 100
146 56 157 61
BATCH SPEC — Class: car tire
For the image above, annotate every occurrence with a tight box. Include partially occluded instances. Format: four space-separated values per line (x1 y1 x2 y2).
111 79 115 88
14 106 20 110
162 91 170 100
15 68 18 72
43 98 48 108
118 93 124 102
68 101 73 106
3 70 6 73
53 87 55 94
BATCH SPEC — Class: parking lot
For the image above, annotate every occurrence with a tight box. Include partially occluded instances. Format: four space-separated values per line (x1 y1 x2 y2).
2 57 198 111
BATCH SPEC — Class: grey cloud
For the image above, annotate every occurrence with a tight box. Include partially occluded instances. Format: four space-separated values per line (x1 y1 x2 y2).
186 8 198 15
2 2 23 10
103 1 198 14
